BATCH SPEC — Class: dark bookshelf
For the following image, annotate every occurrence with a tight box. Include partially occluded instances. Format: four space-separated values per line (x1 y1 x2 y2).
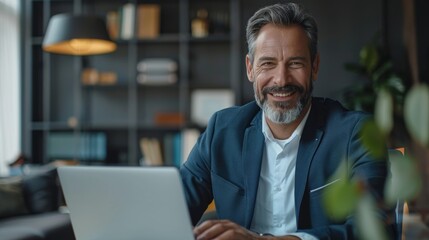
21 0 241 166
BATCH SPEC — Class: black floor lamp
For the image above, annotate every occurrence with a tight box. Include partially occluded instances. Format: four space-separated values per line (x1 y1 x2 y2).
41 13 116 162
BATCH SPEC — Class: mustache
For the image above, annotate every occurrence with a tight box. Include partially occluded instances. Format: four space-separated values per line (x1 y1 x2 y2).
262 85 304 95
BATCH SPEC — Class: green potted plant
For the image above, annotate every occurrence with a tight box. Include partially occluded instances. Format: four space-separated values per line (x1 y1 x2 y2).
324 36 429 239
342 36 406 114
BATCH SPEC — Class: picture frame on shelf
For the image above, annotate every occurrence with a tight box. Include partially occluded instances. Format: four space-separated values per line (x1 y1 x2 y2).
191 89 235 126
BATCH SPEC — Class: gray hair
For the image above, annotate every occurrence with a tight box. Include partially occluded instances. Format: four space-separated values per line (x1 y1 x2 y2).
246 3 318 64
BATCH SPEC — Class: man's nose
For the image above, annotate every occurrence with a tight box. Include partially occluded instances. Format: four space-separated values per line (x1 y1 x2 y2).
273 64 290 86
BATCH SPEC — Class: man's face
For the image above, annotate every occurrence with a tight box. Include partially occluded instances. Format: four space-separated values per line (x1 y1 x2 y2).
246 24 319 124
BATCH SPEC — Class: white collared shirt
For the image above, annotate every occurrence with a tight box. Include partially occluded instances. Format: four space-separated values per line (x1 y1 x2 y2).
250 107 317 240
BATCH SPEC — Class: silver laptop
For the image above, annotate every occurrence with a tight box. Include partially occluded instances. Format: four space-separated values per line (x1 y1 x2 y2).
58 166 195 240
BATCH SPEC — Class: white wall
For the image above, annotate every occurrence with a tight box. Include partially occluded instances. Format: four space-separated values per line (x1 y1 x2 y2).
0 0 20 176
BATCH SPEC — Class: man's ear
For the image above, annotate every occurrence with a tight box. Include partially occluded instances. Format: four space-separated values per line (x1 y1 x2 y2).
246 55 254 82
312 53 320 81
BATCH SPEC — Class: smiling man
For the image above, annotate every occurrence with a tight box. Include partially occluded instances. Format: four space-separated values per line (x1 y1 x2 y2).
180 3 392 240
248 23 318 140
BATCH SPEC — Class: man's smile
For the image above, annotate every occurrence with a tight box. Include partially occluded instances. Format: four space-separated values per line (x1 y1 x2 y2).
263 85 302 102
272 91 294 97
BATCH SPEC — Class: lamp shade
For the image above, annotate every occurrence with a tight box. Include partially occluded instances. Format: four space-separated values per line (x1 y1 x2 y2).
42 14 117 55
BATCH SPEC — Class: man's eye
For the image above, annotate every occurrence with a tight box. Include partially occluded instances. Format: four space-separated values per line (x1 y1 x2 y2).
290 62 304 68
260 62 273 67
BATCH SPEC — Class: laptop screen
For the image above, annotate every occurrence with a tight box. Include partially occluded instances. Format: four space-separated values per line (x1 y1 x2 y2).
58 166 194 240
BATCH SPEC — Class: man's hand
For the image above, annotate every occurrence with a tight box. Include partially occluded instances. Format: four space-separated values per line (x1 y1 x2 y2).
194 219 260 240
193 219 302 240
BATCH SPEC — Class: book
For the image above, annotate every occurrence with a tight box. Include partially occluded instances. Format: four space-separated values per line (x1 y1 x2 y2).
47 132 106 161
136 58 178 73
137 4 160 39
120 3 135 40
181 128 200 164
139 138 163 166
151 138 163 166
137 73 177 85
173 133 182 167
155 112 185 126
81 68 99 85
137 129 201 168
98 72 117 85
139 138 151 164
106 11 119 39
163 134 175 166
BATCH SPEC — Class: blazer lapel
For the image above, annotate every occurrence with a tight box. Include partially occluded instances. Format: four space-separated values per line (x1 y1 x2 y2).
295 103 324 222
242 112 264 228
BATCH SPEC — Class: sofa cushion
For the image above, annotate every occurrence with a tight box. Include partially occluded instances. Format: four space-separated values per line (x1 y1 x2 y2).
0 226 44 240
0 176 29 218
0 212 75 240
21 168 59 214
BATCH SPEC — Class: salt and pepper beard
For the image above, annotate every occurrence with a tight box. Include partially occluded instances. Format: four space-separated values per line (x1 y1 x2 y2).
253 75 313 124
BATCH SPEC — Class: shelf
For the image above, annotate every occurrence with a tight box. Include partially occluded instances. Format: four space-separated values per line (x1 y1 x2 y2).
113 34 181 44
137 34 181 43
31 122 75 131
136 124 183 131
78 124 184 132
137 83 179 89
82 84 129 90
189 34 231 43
80 123 131 130
30 122 183 131
22 0 241 165
82 84 180 89
31 37 44 45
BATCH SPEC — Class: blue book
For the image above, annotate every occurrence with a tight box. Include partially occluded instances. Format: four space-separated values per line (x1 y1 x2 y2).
173 132 182 168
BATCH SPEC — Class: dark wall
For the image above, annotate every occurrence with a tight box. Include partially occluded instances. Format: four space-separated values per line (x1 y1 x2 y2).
416 0 429 83
238 0 400 104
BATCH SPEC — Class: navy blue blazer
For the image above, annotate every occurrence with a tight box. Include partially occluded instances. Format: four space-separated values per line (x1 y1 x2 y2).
180 97 390 239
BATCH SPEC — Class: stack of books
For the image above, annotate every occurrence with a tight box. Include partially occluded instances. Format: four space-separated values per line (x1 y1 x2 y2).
136 58 178 85
139 128 200 167
47 132 107 162
106 3 160 40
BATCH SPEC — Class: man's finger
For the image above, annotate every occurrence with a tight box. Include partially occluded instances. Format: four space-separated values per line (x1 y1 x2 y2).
194 220 234 240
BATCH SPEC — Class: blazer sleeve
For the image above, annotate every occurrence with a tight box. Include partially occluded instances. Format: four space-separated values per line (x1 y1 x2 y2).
298 116 396 239
180 112 218 225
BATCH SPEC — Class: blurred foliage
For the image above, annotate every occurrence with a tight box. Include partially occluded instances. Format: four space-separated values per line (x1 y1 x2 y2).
322 161 360 221
356 194 389 240
360 120 387 159
324 36 429 239
384 150 422 206
343 37 406 114
404 84 429 147
375 89 394 134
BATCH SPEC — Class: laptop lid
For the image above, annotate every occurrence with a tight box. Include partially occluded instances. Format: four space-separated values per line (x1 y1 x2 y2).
58 166 194 240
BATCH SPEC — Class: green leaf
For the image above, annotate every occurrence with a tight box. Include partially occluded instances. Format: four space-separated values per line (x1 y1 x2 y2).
360 120 387 158
404 84 429 146
374 89 393 134
356 194 388 240
359 44 379 73
371 61 392 82
385 153 422 206
322 161 360 220
385 75 405 94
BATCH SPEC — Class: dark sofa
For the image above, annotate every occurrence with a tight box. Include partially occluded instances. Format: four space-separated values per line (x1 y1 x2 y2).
0 166 75 240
